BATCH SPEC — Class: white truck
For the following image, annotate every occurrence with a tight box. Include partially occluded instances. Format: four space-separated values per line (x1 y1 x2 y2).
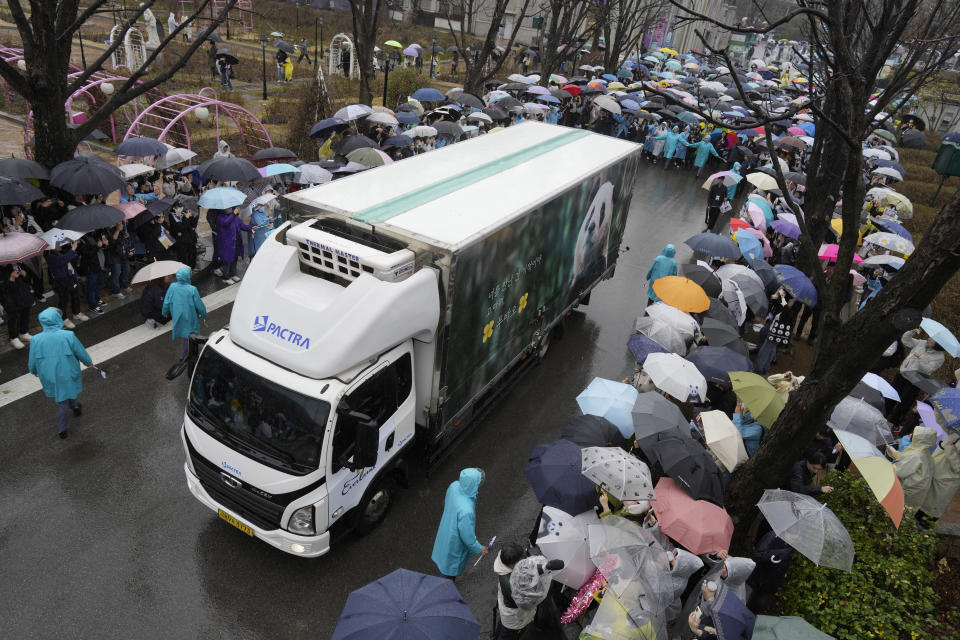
181 122 641 556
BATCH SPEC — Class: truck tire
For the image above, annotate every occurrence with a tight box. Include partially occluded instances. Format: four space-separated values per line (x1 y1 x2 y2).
536 330 552 359
354 477 394 535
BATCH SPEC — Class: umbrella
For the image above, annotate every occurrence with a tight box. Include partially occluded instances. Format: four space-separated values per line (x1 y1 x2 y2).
49 157 125 195
746 172 778 192
406 125 438 138
770 219 801 239
560 414 627 449
0 231 47 265
634 316 687 354
627 333 669 366
576 377 639 438
114 136 167 157
411 87 445 102
382 134 414 149
920 317 960 357
652 275 710 313
930 387 960 433
37 227 84 250
652 477 733 553
643 352 707 402
729 371 784 427
860 372 900 402
737 231 764 262
774 264 818 307
686 345 753 387
757 489 855 571
130 259 191 285
145 198 174 215
644 302 699 340
252 146 296 161
681 263 722 298
295 164 333 185
535 506 600 590
581 589 659 640
395 111 420 125
309 117 350 138
384 39 403 48
455 92 485 109
631 391 689 441
273 39 295 54
155 147 197 169
903 371 945 397
861 253 905 269
337 135 380 155
827 396 893 446
818 244 864 264
864 232 913 256
753 615 836 640
703 297 739 328
331 568 480 640
113 201 146 220
334 104 375 121
118 163 156 180
262 163 298 177
581 447 655 501
346 148 390 168
832 428 904 527
525 439 598 515
872 217 912 242
701 170 742 188
199 156 260 182
649 437 724 505
709 587 756 640
215 49 239 65
0 175 45 205
748 258 779 295
0 157 49 180
685 232 741 258
849 381 885 411
699 410 748 472
198 186 246 209
916 401 950 447
433 121 464 139
872 166 903 181
366 111 399 127
717 264 767 316
57 204 124 232
701 318 747 355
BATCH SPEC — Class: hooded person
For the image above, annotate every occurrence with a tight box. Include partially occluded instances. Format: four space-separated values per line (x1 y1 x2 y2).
27 307 94 439
656 126 684 168
747 531 794 610
704 556 755 603
214 140 233 158
494 543 535 639
922 434 960 520
685 137 723 177
431 467 488 579
888 426 937 510
645 244 678 302
732 402 764 456
727 161 742 200
161 267 207 360
665 548 704 624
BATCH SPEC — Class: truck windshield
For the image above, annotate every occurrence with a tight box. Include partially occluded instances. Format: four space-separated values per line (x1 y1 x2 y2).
188 347 330 475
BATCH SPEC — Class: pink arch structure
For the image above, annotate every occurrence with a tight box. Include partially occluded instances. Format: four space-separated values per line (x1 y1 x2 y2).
0 46 82 106
124 91 271 157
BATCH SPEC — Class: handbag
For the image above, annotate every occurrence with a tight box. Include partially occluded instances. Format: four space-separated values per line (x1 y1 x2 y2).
719 200 733 214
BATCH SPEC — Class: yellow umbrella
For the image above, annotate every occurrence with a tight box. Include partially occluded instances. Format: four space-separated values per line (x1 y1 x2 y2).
746 173 778 192
658 47 679 56
607 81 626 91
830 218 862 244
699 410 748 472
652 276 710 313
384 40 403 48
833 429 904 527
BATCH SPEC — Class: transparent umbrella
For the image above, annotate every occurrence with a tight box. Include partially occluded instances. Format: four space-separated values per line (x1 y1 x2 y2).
581 447 655 501
582 592 659 640
643 302 699 340
827 396 893 447
757 489 855 571
634 316 688 354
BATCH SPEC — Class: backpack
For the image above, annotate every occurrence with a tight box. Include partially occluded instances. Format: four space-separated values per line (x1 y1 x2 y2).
276 50 287 64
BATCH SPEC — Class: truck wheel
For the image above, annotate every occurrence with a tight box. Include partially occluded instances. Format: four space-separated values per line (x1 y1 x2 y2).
355 477 394 535
537 331 552 359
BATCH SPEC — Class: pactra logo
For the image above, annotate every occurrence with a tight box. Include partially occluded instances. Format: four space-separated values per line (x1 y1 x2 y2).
253 315 268 332
251 314 311 349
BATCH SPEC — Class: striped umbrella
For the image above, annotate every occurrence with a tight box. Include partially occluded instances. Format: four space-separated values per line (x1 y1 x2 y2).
0 231 47 265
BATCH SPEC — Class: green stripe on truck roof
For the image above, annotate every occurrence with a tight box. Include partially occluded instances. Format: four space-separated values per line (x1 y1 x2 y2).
353 128 592 224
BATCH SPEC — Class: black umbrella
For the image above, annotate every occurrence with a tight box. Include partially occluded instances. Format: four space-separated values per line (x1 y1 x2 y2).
501 82 530 92
114 136 167 157
433 121 464 138
309 117 349 139
701 317 747 355
702 297 738 328
252 146 297 161
446 45 459 52
685 232 741 258
560 415 627 448
455 92 485 109
497 96 522 110
848 382 885 411
482 106 509 120
273 39 295 54
650 437 724 505
901 128 926 149
902 370 946 396
215 48 239 65
145 198 175 215
784 171 806 185
0 176 45 205
901 114 926 131
49 157 125 195
129 208 159 230
0 157 49 180
550 88 572 100
65 123 110 141
336 135 379 155
524 439 597 514
580 86 603 95
748 258 779 295
198 156 260 182
681 264 722 298
686 345 753 386
197 31 223 43
631 391 689 440
58 204 125 232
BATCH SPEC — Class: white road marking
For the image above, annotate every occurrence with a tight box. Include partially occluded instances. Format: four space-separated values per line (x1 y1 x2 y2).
0 284 239 409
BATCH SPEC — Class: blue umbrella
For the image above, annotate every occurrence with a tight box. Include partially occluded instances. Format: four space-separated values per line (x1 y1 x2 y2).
411 87 446 102
617 68 633 78
198 187 246 209
620 99 641 111
331 568 480 640
538 94 560 103
685 232 741 259
524 439 597 514
309 117 349 139
770 219 801 239
737 232 763 262
601 73 618 82
920 318 960 357
798 121 816 136
873 217 913 242
774 264 818 307
708 586 756 639
872 158 906 175
942 132 960 143
395 111 420 125
930 387 960 433
685 345 753 386
627 333 669 365
264 163 297 177
621 60 638 69
576 377 639 437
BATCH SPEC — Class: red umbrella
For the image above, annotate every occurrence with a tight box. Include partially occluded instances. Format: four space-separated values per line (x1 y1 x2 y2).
561 84 582 97
728 218 750 232
651 477 733 554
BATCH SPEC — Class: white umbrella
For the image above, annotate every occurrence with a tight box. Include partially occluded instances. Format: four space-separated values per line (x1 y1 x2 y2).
721 279 748 326
407 125 438 138
860 372 900 402
580 446 655 501
863 232 913 255
39 227 85 248
862 148 891 160
507 73 534 83
334 103 375 121
871 166 903 182
827 396 894 446
535 506 600 589
644 302 698 340
467 112 493 124
699 410 748 472
155 147 197 169
131 259 190 285
295 164 333 185
594 95 621 114
862 254 905 269
643 352 707 402
119 163 155 179
634 316 688 354
366 111 399 127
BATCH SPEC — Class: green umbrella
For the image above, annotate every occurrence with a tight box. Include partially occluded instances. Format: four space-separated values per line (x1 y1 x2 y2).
753 615 835 639
728 371 784 427
384 39 403 48
870 128 896 143
664 59 682 71
346 147 388 168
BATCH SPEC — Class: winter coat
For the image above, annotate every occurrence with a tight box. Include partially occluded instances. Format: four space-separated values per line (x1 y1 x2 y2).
891 426 936 509
28 308 92 402
431 468 484 577
787 460 824 495
733 411 764 455
215 211 252 264
666 549 703 623
727 162 742 200
899 330 945 375
645 244 678 302
708 181 726 207
705 556 755 603
167 210 198 245
687 140 722 168
161 267 207 340
140 282 165 319
494 552 536 631
45 249 78 282
922 436 960 517
77 236 104 275
747 531 794 594
0 274 35 312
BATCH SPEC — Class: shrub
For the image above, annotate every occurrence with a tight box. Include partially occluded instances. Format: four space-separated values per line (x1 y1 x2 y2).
385 66 429 112
775 471 940 639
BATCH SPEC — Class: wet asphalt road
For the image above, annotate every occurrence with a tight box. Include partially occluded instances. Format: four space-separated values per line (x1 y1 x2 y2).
0 160 712 640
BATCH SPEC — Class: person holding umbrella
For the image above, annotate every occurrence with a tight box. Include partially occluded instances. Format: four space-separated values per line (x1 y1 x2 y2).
215 207 252 284
890 328 946 424
28 307 94 439
704 177 726 232
431 467 488 580
216 54 232 91
161 267 207 360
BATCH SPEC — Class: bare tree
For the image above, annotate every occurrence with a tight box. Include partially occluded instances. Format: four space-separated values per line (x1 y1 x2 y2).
536 0 593 84
442 0 532 95
912 72 960 133
661 0 960 545
593 0 669 72
349 0 384 105
0 0 235 167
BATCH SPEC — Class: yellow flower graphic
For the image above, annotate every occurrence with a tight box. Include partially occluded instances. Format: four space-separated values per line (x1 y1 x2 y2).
483 321 494 343
518 292 529 313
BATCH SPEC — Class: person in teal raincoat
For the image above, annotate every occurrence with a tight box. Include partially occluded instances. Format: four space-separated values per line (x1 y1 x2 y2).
727 161 742 200
162 267 207 359
684 138 722 176
656 126 684 168
431 468 488 578
28 307 93 438
645 244 678 302
733 401 765 456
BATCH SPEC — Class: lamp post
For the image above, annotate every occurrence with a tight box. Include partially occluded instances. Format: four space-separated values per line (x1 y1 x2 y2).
430 34 437 78
259 35 268 100
317 15 323 61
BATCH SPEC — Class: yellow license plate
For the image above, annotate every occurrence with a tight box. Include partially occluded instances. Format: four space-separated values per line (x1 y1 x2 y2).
218 509 253 536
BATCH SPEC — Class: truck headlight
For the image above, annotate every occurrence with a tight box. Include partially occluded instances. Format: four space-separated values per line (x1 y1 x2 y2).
287 505 315 536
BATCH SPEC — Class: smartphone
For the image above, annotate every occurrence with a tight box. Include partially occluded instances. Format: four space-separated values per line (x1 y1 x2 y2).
694 607 702 619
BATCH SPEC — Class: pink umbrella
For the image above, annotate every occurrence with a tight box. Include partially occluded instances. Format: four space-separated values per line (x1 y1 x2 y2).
745 227 773 258
916 401 948 447
373 149 394 165
114 201 146 220
652 477 734 554
0 231 47 265
787 126 806 135
746 202 767 230
818 244 864 264
850 269 866 286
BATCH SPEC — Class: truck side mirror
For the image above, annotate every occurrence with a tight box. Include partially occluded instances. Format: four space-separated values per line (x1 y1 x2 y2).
338 409 379 471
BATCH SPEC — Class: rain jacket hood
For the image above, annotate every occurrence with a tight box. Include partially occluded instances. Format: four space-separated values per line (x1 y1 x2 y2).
732 161 742 174
176 267 191 284
923 435 960 517
39 307 63 331
662 244 676 258
727 162 742 199
431 468 484 577
458 467 483 498
646 245 679 302
28 307 93 402
893 426 936 508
